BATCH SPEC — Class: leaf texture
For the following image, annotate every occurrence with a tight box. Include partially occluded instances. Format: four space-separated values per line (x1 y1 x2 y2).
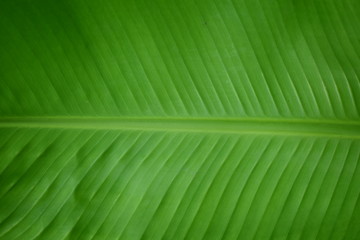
0 0 360 239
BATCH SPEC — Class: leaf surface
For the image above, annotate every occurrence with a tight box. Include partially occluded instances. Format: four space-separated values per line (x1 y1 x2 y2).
0 0 360 239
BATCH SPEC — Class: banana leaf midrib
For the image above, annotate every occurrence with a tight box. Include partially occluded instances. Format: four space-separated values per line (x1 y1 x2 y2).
0 117 359 139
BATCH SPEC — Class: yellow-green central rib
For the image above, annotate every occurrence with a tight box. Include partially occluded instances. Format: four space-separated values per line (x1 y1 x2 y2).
0 117 359 139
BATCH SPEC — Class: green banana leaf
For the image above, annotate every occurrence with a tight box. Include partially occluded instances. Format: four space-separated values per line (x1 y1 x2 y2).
0 0 360 239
